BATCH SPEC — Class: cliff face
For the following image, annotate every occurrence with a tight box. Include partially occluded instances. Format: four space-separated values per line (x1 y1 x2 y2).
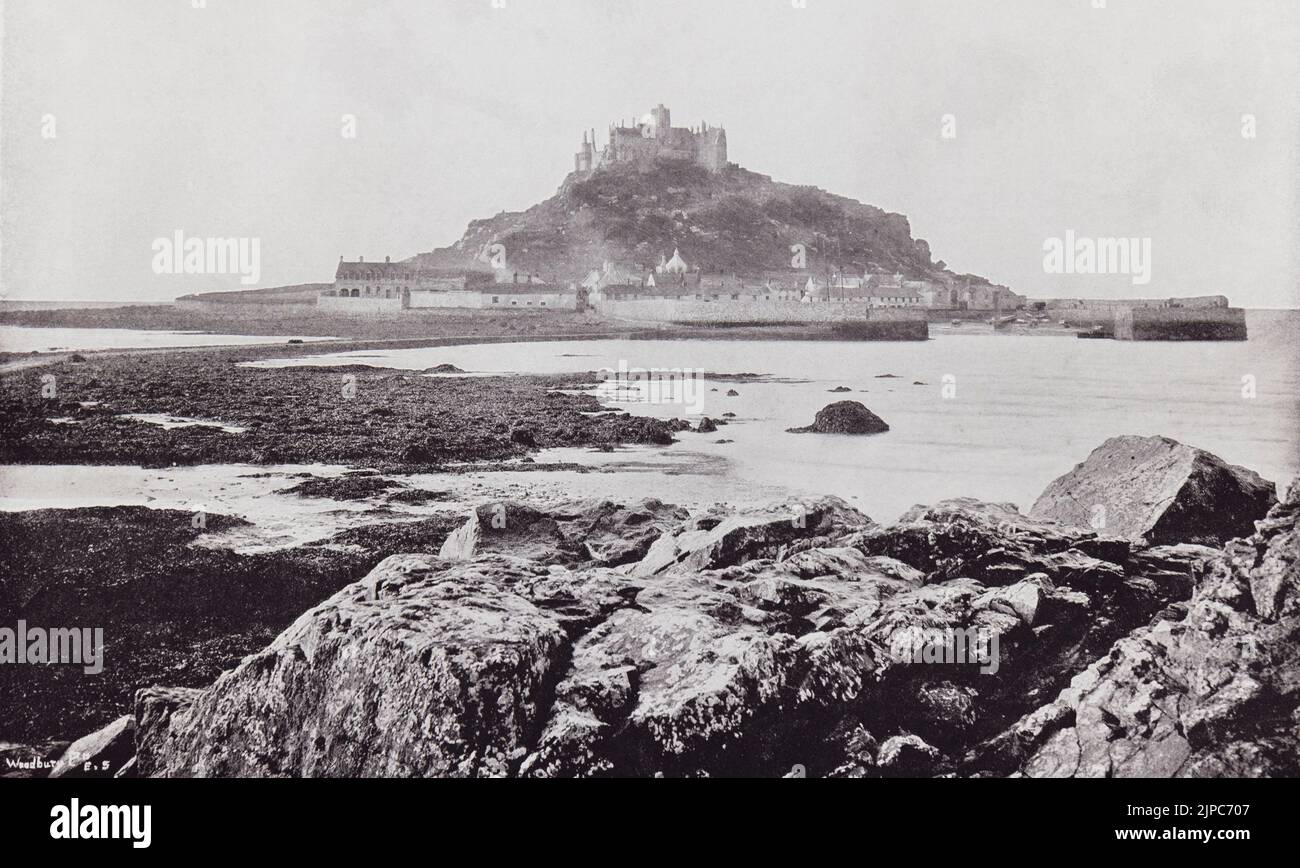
409 160 986 286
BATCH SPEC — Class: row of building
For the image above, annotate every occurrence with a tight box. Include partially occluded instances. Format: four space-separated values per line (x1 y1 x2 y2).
582 253 1024 310
318 249 1026 315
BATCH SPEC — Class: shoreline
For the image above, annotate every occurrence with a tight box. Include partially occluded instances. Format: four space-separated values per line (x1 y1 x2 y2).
6 452 1291 777
1 322 1296 776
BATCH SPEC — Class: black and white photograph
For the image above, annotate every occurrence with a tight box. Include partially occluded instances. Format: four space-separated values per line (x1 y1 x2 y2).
0 0 1297 848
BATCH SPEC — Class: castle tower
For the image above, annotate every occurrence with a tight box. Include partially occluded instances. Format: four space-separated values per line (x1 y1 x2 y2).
651 104 671 138
574 130 594 173
696 126 727 171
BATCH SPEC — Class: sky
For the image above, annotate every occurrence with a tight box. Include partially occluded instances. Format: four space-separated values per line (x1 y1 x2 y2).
1 0 1297 307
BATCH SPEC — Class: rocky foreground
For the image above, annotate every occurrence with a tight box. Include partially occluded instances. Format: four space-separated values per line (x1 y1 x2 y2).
50 435 1298 777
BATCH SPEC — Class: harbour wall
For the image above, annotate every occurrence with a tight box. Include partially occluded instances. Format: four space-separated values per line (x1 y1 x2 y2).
595 298 922 324
595 298 928 338
1114 306 1247 340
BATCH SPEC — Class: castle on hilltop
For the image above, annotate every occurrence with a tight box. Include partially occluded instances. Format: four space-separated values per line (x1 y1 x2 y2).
575 104 727 174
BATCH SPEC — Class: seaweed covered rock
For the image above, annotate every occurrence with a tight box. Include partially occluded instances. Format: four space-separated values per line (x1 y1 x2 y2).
787 401 888 435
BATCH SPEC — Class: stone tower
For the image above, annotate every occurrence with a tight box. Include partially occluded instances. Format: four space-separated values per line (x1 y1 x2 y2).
574 130 594 173
651 104 671 136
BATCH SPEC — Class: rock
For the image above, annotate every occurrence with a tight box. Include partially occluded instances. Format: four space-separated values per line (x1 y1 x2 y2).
695 417 718 433
913 682 979 743
1069 535 1131 564
424 364 467 374
439 498 688 567
707 550 922 632
971 480 1300 777
846 498 1124 587
522 578 802 776
725 389 740 397
509 426 537 446
877 734 940 777
137 556 577 777
1030 435 1276 546
827 386 852 393
49 715 136 779
127 470 1297 779
826 724 879 777
1127 543 1222 598
786 401 889 435
975 579 1045 626
632 496 874 576
133 687 201 778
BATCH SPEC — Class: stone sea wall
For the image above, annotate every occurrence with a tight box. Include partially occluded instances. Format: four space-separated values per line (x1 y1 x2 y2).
596 298 928 333
1114 306 1248 340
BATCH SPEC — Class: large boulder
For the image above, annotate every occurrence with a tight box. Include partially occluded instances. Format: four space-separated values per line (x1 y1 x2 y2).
137 556 581 777
1030 435 1276 546
439 498 688 567
632 496 874 577
48 715 135 779
972 479 1300 777
787 401 889 435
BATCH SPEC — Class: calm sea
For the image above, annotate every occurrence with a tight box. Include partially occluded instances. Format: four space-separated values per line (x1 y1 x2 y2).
244 309 1300 522
0 325 332 354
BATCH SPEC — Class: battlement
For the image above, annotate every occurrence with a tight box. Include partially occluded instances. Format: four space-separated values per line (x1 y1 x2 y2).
575 104 727 174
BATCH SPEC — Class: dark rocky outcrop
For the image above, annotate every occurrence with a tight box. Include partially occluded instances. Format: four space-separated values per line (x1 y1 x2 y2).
787 401 889 435
971 480 1300 778
137 556 578 777
110 440 1289 778
1030 435 1276 546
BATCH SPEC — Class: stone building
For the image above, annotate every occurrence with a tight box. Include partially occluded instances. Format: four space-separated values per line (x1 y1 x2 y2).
575 104 728 174
324 256 494 301
319 256 581 313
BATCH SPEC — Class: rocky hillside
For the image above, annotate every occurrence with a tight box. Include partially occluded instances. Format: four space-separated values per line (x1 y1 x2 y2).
410 160 989 286
54 433 1297 778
